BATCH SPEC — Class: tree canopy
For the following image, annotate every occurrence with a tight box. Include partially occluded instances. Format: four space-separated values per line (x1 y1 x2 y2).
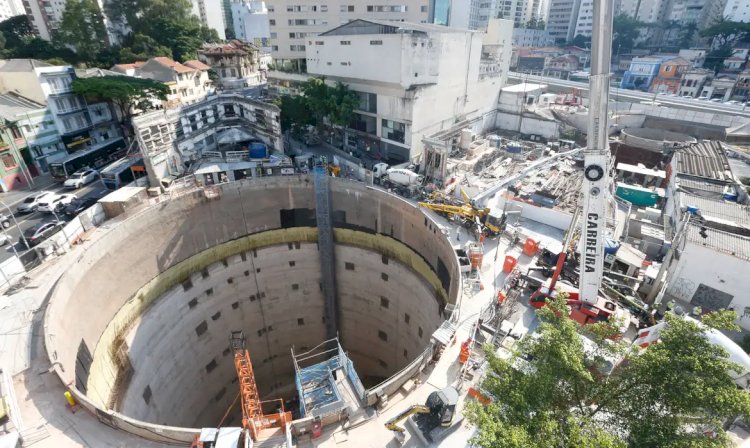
57 0 109 62
275 78 359 139
613 14 646 55
466 297 750 448
700 19 750 47
72 76 168 137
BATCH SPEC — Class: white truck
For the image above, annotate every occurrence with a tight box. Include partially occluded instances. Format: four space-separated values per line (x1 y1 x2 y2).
372 162 424 197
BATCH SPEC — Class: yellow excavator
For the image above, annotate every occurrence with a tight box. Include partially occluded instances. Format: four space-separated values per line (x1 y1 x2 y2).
384 387 458 434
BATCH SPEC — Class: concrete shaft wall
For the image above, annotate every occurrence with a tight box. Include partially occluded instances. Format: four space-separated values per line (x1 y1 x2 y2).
44 176 460 440
120 241 441 428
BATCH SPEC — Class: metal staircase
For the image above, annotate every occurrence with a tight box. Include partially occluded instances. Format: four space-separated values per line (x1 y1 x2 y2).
314 166 339 340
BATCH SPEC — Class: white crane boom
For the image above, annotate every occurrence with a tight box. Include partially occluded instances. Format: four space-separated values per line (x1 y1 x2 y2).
579 0 614 304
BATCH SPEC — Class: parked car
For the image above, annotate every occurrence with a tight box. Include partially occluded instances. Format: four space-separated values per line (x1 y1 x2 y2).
0 212 11 228
63 196 99 219
0 232 12 246
23 220 65 247
724 100 741 106
710 98 722 102
38 193 76 213
17 191 55 214
63 169 98 189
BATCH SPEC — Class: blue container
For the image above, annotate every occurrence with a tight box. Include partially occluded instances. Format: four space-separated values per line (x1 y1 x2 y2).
686 206 700 215
249 143 268 159
604 239 620 255
506 144 522 154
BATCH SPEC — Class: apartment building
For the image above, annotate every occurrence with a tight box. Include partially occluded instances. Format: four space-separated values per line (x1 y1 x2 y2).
0 59 123 163
198 41 269 90
132 93 282 186
305 18 512 162
572 0 593 37
546 0 582 43
266 0 431 70
191 0 228 40
512 27 552 47
468 0 527 29
232 0 272 50
429 0 470 27
0 0 23 21
22 0 121 43
724 0 750 22
111 57 213 108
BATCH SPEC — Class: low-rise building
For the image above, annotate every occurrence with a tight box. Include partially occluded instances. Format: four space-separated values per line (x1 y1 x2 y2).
678 48 707 68
304 18 512 163
662 141 750 329
699 74 737 101
650 57 690 94
677 68 712 98
0 59 124 176
724 56 746 72
731 69 750 102
544 54 580 79
132 93 283 186
620 56 667 91
0 92 64 180
111 57 213 108
198 41 268 90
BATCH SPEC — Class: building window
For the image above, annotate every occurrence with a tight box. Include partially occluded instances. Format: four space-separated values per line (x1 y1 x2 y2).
269 19 276 25
378 330 388 342
1 153 16 170
370 40 383 45
382 119 406 143
380 296 389 308
340 40 351 45
345 262 355 270
340 5 354 11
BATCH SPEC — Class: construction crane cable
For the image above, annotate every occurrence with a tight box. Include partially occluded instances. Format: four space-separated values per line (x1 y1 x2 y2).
217 391 241 428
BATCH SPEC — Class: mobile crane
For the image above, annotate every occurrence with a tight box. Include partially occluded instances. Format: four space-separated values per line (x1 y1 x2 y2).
419 188 506 236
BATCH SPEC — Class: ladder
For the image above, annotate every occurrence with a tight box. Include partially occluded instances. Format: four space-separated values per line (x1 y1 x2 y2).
314 165 339 340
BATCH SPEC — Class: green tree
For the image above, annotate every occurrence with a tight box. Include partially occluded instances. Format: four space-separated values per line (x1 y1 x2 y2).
679 22 699 48
704 44 734 74
466 297 750 448
57 0 109 62
572 34 591 48
9 37 79 63
72 76 168 138
119 33 173 62
701 19 750 47
326 82 359 128
105 0 218 62
613 14 645 55
274 95 315 137
0 15 34 49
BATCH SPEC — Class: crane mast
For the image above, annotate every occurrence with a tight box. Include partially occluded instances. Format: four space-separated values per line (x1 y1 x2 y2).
580 0 614 304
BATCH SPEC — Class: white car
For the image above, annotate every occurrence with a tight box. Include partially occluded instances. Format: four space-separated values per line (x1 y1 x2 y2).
697 96 709 101
64 169 98 189
38 193 77 213
17 191 55 214
710 98 722 102
724 100 741 106
0 232 12 246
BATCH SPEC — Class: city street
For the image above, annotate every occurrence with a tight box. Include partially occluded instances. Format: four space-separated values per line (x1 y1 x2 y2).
0 181 110 264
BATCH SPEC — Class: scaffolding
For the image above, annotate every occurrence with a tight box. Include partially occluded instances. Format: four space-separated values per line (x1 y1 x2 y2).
292 338 365 419
314 165 340 340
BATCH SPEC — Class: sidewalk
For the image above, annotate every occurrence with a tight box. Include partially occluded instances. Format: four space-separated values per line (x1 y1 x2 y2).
0 174 57 209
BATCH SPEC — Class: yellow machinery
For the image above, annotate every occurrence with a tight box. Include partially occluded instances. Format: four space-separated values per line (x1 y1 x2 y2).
418 201 504 236
384 387 458 434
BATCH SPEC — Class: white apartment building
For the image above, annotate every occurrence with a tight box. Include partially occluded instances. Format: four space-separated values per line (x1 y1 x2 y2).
724 0 750 22
232 0 272 51
429 0 470 28
305 19 512 162
266 0 431 69
111 57 213 108
0 60 123 160
512 27 551 46
22 0 121 43
469 0 528 30
667 0 725 34
191 0 228 40
0 0 23 21
572 0 593 38
546 0 581 43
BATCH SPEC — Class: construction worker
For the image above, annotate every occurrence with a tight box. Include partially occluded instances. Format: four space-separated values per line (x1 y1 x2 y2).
666 299 676 312
456 227 461 242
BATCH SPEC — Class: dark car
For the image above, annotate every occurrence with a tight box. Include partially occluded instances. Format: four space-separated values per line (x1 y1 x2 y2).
23 221 65 247
63 196 99 219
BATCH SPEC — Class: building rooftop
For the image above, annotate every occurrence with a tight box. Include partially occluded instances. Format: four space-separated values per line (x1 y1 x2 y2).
678 194 750 225
319 18 469 37
151 57 196 73
75 67 123 78
502 83 547 93
198 41 260 56
0 92 45 122
672 141 733 182
184 60 211 71
112 61 146 71
685 222 750 261
0 59 54 72
675 174 731 195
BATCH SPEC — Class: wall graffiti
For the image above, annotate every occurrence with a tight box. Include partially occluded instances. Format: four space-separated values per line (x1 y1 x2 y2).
691 283 734 311
667 277 695 302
